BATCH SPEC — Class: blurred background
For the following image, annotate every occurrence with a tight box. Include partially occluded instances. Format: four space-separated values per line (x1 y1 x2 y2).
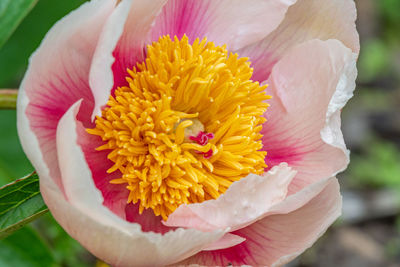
0 0 399 266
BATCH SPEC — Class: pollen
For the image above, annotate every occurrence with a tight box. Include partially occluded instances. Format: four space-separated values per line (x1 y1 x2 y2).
87 35 270 220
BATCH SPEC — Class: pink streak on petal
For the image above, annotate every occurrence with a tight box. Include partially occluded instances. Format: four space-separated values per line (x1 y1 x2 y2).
150 0 296 51
150 0 211 42
19 0 115 193
263 137 306 170
178 178 342 266
125 204 172 234
245 49 278 83
260 39 356 194
111 1 167 91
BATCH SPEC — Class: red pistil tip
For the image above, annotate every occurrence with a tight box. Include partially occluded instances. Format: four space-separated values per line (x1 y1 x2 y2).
189 131 215 146
190 131 215 158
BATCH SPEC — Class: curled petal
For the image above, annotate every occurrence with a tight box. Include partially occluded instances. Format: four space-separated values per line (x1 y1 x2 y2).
53 101 226 266
165 163 296 232
261 39 357 194
177 177 342 266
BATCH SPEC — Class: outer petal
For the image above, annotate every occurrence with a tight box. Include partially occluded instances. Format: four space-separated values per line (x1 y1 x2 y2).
238 0 359 82
150 0 296 51
178 178 342 266
202 233 246 252
53 101 226 266
75 119 129 219
261 39 357 193
90 0 168 118
17 0 115 192
165 163 296 232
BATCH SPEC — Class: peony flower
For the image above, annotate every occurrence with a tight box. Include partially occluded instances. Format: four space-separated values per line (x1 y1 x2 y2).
17 0 359 266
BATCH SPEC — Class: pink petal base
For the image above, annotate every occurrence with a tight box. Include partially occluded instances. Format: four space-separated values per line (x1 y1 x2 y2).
76 121 128 219
259 39 356 195
19 0 115 192
76 119 179 234
55 101 228 266
125 204 172 234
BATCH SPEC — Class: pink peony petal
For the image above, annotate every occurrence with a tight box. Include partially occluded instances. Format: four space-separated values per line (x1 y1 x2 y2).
78 135 171 233
74 102 173 232
165 163 296 232
150 0 296 50
238 0 359 82
17 0 115 193
53 101 227 266
125 203 172 234
90 0 168 118
75 117 129 219
202 233 245 251
177 177 342 266
261 39 357 194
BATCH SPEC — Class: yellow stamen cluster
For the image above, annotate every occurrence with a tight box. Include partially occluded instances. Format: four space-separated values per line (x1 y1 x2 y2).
87 35 270 220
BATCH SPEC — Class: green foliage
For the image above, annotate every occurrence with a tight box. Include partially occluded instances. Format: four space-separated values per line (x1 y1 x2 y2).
0 110 33 184
0 0 38 49
348 137 400 190
357 39 390 83
0 173 47 239
380 0 400 22
379 0 400 42
0 226 56 267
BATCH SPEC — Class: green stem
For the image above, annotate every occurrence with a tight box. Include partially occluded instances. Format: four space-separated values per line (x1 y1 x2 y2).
0 89 18 109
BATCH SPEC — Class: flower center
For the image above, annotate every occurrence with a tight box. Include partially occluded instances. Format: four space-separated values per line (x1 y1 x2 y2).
87 35 270 220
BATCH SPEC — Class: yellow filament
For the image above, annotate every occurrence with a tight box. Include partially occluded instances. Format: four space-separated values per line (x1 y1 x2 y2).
87 35 270 220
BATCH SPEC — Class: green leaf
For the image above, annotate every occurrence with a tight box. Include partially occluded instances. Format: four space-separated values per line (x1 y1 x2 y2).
0 0 38 49
0 110 33 184
0 172 48 239
0 226 56 267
